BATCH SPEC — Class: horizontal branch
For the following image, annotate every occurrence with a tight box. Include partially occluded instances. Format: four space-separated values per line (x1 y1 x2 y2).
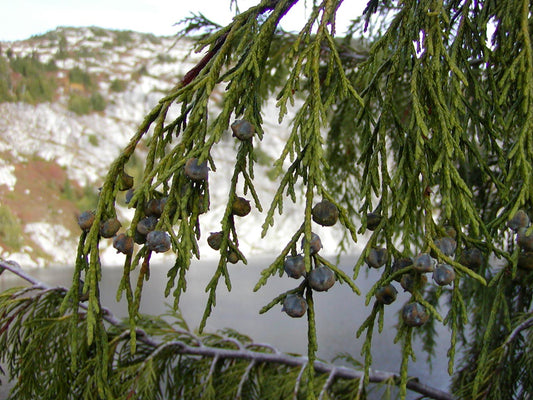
158 340 454 400
0 259 454 400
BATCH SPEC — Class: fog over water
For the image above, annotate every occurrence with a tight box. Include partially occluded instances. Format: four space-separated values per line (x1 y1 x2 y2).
0 256 452 399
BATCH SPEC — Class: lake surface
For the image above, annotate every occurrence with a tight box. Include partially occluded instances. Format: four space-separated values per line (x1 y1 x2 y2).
0 256 452 399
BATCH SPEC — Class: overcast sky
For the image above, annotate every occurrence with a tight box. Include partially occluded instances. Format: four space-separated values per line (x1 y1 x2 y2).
0 0 367 42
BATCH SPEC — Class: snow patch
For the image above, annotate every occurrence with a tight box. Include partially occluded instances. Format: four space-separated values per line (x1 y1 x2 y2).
0 252 39 268
0 162 16 190
24 223 76 265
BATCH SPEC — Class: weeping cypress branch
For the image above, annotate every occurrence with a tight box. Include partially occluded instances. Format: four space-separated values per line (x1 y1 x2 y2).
9 1 533 399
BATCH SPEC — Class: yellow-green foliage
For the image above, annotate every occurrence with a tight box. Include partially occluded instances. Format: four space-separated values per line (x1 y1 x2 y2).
67 93 92 115
109 78 128 93
67 92 107 115
0 205 22 250
4 2 532 400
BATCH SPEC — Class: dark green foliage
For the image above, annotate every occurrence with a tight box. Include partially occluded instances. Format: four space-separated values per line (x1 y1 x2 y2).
0 53 14 102
0 288 85 399
0 280 406 400
323 1 533 397
132 64 149 80
90 92 106 112
113 30 134 46
109 78 128 92
102 41 115 50
56 34 69 59
87 133 99 146
156 53 177 63
44 59 58 72
67 91 107 115
89 27 108 37
74 183 99 211
67 93 92 115
60 177 75 200
451 271 533 399
8 53 57 103
146 33 162 45
68 66 94 90
75 46 95 59
0 45 104 107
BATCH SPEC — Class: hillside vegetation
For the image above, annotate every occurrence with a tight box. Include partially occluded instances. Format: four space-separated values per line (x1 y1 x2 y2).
0 27 195 266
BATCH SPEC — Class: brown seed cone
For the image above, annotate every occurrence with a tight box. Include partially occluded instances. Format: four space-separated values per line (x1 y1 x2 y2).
402 303 429 327
227 250 240 264
77 210 95 232
207 232 223 250
137 216 158 235
99 218 121 238
145 197 167 217
308 266 335 292
184 158 208 181
366 213 382 231
113 233 134 255
231 119 255 140
312 200 339 227
282 294 307 318
146 230 171 253
232 197 251 217
118 171 134 191
375 284 398 305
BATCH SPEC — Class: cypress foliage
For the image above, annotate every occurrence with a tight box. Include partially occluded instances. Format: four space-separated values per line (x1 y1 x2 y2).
1 1 533 399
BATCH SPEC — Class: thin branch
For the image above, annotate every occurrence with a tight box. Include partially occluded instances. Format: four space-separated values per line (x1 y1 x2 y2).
176 0 292 89
318 367 337 400
0 259 454 400
294 362 307 400
180 32 229 87
357 373 364 398
503 314 533 348
236 360 256 399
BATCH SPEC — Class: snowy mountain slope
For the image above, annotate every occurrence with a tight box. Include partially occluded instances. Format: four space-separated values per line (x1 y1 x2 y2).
0 27 363 268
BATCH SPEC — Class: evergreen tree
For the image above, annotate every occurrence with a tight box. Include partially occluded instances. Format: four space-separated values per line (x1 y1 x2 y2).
1 1 532 399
